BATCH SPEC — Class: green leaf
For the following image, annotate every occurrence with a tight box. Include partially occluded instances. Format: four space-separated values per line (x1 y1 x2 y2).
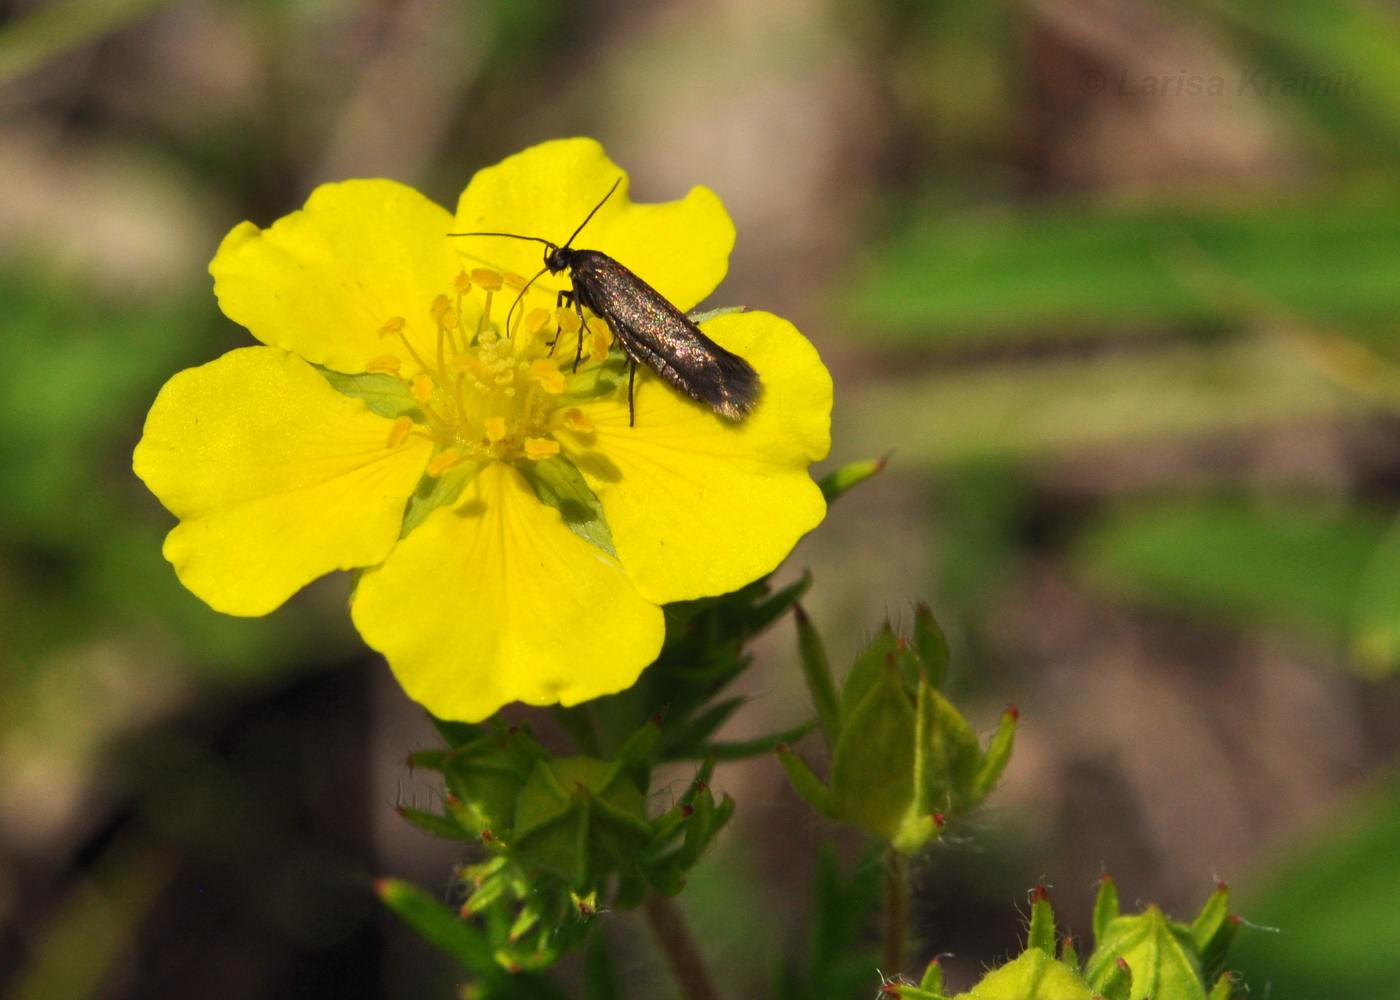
795 604 841 744
1094 877 1122 947
316 367 423 419
704 720 815 761
514 455 616 556
375 878 500 978
775 745 838 818
1076 497 1383 641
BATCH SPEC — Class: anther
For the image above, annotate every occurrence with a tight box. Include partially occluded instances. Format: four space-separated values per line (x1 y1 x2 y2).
430 294 452 323
427 449 463 477
454 272 472 294
411 374 435 403
502 271 528 291
562 408 593 433
365 355 402 374
525 308 550 335
386 415 413 449
556 309 580 334
378 316 406 338
588 322 610 363
485 417 507 443
471 268 503 292
524 438 559 460
451 354 485 377
529 358 566 394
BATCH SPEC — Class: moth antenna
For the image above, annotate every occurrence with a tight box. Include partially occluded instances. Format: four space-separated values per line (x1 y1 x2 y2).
504 264 552 344
447 231 557 248
561 177 622 250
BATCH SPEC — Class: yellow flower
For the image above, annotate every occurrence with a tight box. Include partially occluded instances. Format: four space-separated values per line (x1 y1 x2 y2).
133 138 832 721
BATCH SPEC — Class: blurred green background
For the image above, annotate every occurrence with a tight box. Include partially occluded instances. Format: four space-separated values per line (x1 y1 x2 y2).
3 0 1400 997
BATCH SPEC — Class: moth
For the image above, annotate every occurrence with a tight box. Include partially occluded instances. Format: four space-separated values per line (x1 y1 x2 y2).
452 179 761 425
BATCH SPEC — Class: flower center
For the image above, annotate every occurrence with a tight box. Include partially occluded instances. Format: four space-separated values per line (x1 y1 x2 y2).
370 268 611 474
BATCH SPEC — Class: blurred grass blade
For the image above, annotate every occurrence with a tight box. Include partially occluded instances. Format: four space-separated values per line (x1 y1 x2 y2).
12 832 173 1000
1231 770 1400 1000
1074 497 1383 642
837 338 1359 467
843 202 1400 343
1178 0 1400 159
1351 513 1400 678
0 0 178 85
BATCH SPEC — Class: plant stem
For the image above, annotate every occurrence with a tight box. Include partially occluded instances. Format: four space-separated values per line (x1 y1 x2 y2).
642 890 721 1000
883 848 908 977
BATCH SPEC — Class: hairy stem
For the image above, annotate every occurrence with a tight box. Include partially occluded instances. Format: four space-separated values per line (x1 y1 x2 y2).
883 848 908 977
643 890 721 1000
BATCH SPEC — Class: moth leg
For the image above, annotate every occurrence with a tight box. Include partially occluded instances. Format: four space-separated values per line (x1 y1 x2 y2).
628 357 637 427
571 289 588 373
546 289 574 354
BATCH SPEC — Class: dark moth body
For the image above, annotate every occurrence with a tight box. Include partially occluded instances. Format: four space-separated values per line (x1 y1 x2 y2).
549 247 760 422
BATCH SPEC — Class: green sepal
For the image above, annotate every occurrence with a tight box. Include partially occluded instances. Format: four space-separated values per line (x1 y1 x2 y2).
1192 883 1238 982
970 707 1018 802
795 603 841 744
511 758 652 885
818 455 887 502
914 676 981 815
1098 958 1133 1000
437 728 550 837
316 366 423 419
1094 876 1121 946
431 716 486 749
920 958 945 993
614 715 662 792
1027 887 1056 957
830 660 917 840
1198 916 1238 986
840 624 900 724
375 878 499 978
891 986 946 1000
891 811 944 853
1061 935 1080 971
914 602 950 690
514 455 616 556
400 460 483 538
1085 906 1206 1000
956 948 1093 1000
688 305 749 323
775 744 839 818
396 805 471 841
1208 973 1235 1000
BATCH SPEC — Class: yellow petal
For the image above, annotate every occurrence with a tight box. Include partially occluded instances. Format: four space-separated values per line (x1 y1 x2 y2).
211 179 461 376
560 311 831 604
351 462 665 722
453 137 733 312
133 347 433 616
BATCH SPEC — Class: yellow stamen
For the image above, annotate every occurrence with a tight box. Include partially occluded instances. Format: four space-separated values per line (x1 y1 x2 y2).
502 271 528 291
485 417 507 443
386 415 413 449
365 355 402 374
412 374 435 403
556 309 580 335
427 449 463 477
471 268 503 292
588 321 611 363
430 294 452 324
562 408 593 433
524 438 560 460
451 354 486 377
454 271 472 294
379 316 406 338
529 358 566 394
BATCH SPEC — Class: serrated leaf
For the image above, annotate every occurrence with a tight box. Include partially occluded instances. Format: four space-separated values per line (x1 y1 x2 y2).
316 366 423 419
514 455 616 556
